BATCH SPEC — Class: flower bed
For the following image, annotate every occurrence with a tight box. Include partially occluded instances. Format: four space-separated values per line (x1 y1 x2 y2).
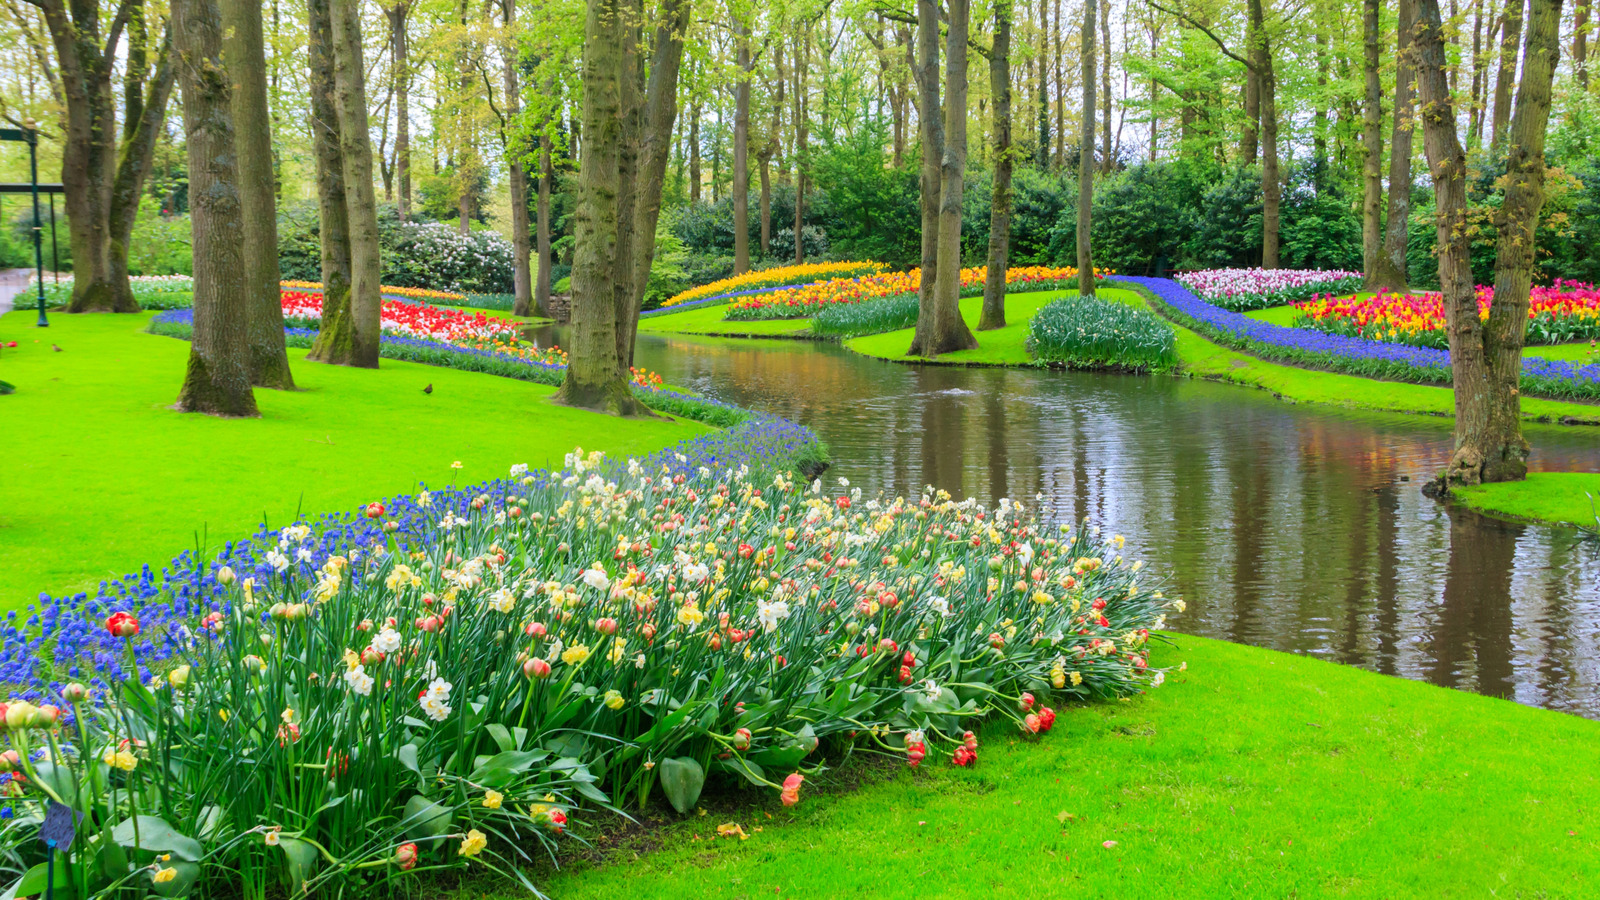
1027 295 1178 371
1293 280 1600 349
0 428 1173 897
279 290 521 344
281 280 470 303
661 261 888 309
728 266 1104 322
1175 267 1362 312
38 275 195 309
1126 276 1600 402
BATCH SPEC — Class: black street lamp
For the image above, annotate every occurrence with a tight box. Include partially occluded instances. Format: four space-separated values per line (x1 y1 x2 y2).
0 120 48 326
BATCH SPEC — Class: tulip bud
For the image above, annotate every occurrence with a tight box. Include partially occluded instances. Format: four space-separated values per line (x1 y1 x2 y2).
594 617 618 636
524 621 547 638
60 683 88 704
396 843 419 870
5 702 37 729
216 566 236 586
732 727 752 751
523 658 551 679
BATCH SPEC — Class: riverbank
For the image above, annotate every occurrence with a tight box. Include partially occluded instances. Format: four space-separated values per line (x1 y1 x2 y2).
468 632 1600 899
1453 473 1600 527
0 309 708 610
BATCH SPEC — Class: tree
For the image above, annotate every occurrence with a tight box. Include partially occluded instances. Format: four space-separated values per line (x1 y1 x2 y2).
24 0 176 313
385 1 412 221
908 0 943 354
222 0 294 389
1414 0 1564 487
330 0 382 367
304 0 354 366
172 0 257 416
1488 0 1524 155
919 0 979 358
980 0 1014 332
1360 0 1383 284
732 14 752 274
497 0 537 317
1077 0 1096 296
1374 0 1416 292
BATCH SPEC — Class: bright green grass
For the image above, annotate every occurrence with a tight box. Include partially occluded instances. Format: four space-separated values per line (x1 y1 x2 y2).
466 633 1600 899
0 310 707 610
844 290 1138 365
639 304 814 338
1454 472 1600 527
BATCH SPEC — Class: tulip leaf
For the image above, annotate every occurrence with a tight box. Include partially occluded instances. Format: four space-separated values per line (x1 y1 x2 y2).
486 723 515 752
5 860 68 900
397 743 420 776
149 860 200 897
713 755 767 788
278 837 319 887
658 757 705 814
111 816 203 861
401 796 453 840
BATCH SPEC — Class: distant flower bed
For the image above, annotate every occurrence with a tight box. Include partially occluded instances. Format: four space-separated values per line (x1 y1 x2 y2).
1176 267 1363 311
0 424 1174 897
661 261 888 308
38 275 194 309
1028 295 1177 371
1293 280 1600 349
281 280 470 303
279 290 521 344
729 266 1107 321
1127 276 1600 402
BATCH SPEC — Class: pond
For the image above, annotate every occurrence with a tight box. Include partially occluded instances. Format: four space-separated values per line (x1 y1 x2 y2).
544 326 1600 718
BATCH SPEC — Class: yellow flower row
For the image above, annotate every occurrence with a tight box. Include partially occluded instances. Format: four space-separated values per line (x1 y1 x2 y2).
661 261 888 307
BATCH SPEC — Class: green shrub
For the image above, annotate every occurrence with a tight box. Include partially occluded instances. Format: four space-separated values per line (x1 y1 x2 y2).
810 292 921 338
1027 295 1178 370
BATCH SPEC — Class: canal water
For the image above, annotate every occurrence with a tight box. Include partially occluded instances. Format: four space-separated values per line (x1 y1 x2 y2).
549 326 1600 717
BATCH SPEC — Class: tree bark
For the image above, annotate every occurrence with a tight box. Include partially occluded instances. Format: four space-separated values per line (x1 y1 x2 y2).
173 0 258 416
331 0 382 368
793 31 809 265
759 42 783 257
1037 0 1049 168
1577 0 1590 89
1242 20 1260 165
922 0 979 359
222 0 294 389
733 16 751 274
502 0 535 318
1467 0 1490 147
386 2 411 221
1078 0 1096 295
556 0 649 416
981 0 1013 332
909 0 943 356
305 0 353 364
1375 0 1417 292
1253 0 1281 269
1489 0 1524 155
1361 0 1383 283
536 136 553 315
688 95 702 202
1099 0 1112 173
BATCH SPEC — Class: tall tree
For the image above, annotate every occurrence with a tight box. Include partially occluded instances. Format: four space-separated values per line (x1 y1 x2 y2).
1415 0 1564 487
304 0 353 365
1251 0 1280 268
330 0 382 368
535 133 554 315
1488 0 1524 154
792 28 809 264
920 0 979 358
25 0 176 313
909 0 944 354
1577 0 1590 89
499 0 536 317
733 14 752 274
1078 0 1096 296
1375 0 1416 291
1098 0 1112 172
980 0 1013 332
222 0 294 389
1361 0 1383 284
1037 0 1049 167
385 1 412 220
173 0 257 416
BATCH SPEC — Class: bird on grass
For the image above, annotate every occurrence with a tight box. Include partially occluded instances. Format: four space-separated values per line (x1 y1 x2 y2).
52 344 62 352
422 383 433 394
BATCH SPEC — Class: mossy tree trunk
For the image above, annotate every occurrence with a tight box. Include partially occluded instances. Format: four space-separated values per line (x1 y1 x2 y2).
501 0 536 318
535 135 554 316
173 0 258 417
1374 0 1417 293
304 0 355 365
331 0 382 368
923 0 979 359
1360 0 1384 285
733 16 751 275
1077 0 1096 297
980 0 1013 332
908 0 944 356
222 0 294 390
1251 0 1281 269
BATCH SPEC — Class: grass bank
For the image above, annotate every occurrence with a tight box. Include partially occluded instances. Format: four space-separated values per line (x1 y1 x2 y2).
1454 472 1600 527
639 303 814 338
844 290 1119 365
0 310 707 610
465 633 1600 899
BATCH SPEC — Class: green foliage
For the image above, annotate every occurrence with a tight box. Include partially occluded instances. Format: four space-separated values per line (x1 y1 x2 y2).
1026 294 1178 370
277 204 516 293
810 292 921 338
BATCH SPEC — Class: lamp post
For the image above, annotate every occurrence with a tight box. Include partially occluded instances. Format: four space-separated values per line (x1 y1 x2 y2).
24 119 46 327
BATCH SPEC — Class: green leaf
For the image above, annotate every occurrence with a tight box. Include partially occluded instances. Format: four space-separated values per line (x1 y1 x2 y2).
397 743 420 776
486 723 515 752
99 817 130 879
6 861 68 900
278 837 318 888
712 755 767 788
111 816 203 861
149 860 200 898
658 757 705 814
401 796 453 840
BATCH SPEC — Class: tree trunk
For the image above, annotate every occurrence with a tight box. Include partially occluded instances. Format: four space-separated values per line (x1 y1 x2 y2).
981 0 1013 332
1577 0 1590 89
555 0 649 416
1489 0 1524 155
173 0 258 416
222 0 295 390
1053 0 1065 166
909 0 944 356
1375 0 1416 292
387 2 411 221
331 0 382 368
1253 0 1281 269
793 31 809 266
1098 0 1112 173
535 136 553 315
1037 0 1049 168
305 0 354 364
1242 20 1260 166
733 17 751 274
923 0 979 359
502 0 534 317
1362 0 1383 284
760 42 783 257
689 96 702 202
1467 0 1490 147
1078 0 1096 295
108 30 178 314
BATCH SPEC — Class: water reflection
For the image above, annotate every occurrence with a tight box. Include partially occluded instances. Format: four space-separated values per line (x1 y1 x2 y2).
560 328 1600 716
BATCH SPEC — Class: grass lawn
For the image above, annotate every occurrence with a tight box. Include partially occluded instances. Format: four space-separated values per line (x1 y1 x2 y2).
638 303 814 338
467 633 1600 899
0 310 708 611
844 289 1136 364
1454 472 1600 527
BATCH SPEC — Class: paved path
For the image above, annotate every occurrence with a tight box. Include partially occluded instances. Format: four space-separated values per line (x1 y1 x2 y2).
0 269 34 316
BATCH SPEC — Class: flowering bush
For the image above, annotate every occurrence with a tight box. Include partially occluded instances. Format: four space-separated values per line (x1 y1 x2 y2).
279 291 520 344
1027 295 1178 370
1293 280 1600 349
1175 267 1363 312
726 266 1110 321
661 261 888 308
1128 276 1600 402
0 444 1175 898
